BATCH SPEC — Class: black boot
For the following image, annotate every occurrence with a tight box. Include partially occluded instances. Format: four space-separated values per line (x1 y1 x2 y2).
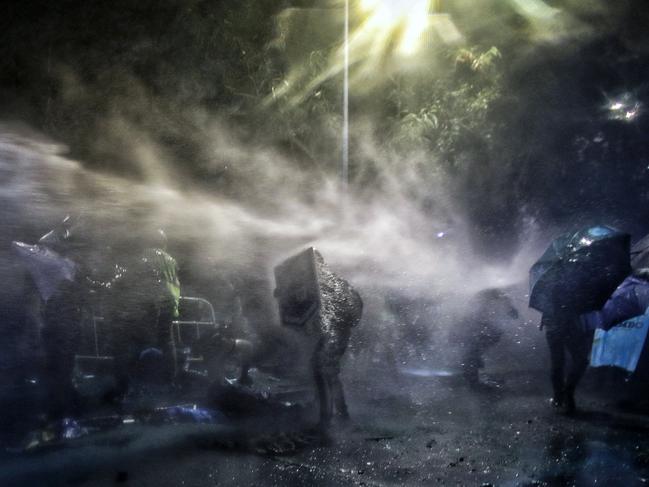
563 387 577 415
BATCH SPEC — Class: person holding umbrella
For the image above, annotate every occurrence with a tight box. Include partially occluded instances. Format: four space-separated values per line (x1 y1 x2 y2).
459 288 519 390
530 226 631 414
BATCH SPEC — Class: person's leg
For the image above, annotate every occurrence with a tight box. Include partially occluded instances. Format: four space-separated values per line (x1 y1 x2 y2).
331 375 349 420
233 339 254 385
462 329 492 384
312 341 334 429
314 370 333 428
564 328 591 413
42 292 81 421
111 344 135 403
462 342 482 386
460 321 498 387
326 326 351 419
43 339 77 420
156 300 177 384
545 327 566 406
107 315 138 404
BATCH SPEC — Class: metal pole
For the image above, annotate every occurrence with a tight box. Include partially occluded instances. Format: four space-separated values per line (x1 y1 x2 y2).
342 0 350 190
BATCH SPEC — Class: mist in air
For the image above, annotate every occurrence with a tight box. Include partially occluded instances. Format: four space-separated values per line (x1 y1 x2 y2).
1 1 649 485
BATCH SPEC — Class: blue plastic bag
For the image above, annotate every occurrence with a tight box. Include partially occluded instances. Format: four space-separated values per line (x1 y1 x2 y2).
590 313 649 373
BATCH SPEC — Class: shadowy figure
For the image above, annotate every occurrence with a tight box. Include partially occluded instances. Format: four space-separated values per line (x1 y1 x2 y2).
193 316 255 389
106 228 180 401
459 288 518 390
274 248 363 430
13 215 87 422
581 268 649 410
310 251 363 428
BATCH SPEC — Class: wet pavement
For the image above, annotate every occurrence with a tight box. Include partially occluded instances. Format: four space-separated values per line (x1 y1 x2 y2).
2 369 649 486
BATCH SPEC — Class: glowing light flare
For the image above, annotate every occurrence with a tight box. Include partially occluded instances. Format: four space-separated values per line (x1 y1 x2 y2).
359 0 432 56
578 237 593 247
605 92 643 123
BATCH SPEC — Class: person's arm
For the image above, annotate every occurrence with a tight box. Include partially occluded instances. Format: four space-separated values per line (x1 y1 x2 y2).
581 287 642 331
540 313 554 330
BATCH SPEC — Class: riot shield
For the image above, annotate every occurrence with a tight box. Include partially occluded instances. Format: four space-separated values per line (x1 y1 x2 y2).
273 247 321 328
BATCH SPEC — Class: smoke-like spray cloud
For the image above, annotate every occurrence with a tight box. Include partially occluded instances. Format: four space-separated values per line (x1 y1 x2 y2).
5 0 642 375
0 112 554 378
0 112 552 380
0 118 543 295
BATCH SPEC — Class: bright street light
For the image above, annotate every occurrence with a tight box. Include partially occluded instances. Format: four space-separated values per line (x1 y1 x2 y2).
342 0 444 189
359 0 433 55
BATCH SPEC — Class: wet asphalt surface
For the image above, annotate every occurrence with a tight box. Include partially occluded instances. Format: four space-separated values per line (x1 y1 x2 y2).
2 368 649 487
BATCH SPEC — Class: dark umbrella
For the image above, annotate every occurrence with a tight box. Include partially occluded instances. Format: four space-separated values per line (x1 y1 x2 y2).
529 226 631 314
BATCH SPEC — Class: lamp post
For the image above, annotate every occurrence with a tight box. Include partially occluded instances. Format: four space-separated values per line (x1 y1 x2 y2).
342 0 350 191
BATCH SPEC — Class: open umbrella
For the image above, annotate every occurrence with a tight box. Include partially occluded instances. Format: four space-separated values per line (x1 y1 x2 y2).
590 313 649 373
529 226 631 314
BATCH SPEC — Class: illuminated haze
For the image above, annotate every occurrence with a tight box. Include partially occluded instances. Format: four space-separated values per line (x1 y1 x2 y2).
1 0 648 370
